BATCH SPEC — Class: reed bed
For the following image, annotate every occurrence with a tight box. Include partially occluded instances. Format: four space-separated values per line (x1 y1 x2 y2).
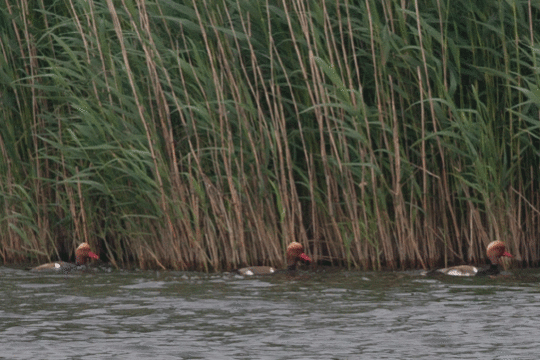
1 0 540 270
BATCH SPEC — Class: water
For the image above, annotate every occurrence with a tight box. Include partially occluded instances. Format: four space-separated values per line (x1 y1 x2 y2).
1 266 539 360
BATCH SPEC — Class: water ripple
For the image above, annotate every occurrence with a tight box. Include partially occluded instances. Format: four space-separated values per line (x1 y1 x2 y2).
0 267 539 359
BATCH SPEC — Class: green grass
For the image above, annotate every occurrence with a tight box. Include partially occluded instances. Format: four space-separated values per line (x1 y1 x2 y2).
0 0 539 270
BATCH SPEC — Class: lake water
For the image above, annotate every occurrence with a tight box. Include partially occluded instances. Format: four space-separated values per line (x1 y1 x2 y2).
0 266 539 359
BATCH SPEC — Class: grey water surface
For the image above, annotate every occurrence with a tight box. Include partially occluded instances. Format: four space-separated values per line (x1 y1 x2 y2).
1 266 539 360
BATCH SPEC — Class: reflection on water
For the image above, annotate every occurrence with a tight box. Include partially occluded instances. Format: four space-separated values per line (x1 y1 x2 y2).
1 266 539 359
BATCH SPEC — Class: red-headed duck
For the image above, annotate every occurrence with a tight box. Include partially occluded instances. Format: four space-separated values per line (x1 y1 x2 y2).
31 242 99 273
435 240 513 276
237 242 312 275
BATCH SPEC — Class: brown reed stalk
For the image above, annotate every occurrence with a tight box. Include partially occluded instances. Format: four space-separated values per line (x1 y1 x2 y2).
3 0 540 271
105 0 172 267
87 0 114 106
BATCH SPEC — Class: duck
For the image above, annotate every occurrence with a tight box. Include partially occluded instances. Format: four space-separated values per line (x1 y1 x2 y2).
236 242 312 275
31 242 99 273
434 240 513 276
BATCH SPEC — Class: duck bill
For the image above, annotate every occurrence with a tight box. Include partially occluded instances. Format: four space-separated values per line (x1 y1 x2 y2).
298 253 312 264
88 251 99 260
502 251 513 258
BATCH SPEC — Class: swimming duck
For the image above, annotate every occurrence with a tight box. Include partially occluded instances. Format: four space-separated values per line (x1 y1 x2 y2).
237 242 312 275
435 240 513 276
31 242 99 273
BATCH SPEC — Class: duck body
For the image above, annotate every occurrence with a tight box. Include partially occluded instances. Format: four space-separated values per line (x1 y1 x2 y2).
31 261 94 274
31 242 99 274
435 264 500 277
236 242 311 276
236 266 276 276
432 241 512 277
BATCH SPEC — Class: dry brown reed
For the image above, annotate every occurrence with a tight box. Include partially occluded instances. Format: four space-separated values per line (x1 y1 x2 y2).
1 0 540 271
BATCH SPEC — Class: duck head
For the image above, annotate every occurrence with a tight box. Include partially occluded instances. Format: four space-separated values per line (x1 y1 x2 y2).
286 242 312 270
486 240 513 265
75 242 99 266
